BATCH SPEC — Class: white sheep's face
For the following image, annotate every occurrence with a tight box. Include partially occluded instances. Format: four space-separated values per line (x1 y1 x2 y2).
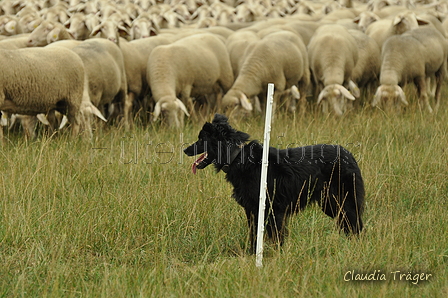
153 97 189 128
372 85 408 113
322 94 351 117
28 21 55 47
317 84 355 116
222 90 253 119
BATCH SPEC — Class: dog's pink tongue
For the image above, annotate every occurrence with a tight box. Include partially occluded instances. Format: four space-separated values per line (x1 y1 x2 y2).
191 153 206 174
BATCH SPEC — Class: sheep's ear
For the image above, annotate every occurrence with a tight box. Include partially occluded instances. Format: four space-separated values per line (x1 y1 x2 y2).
176 98 190 117
177 14 187 24
36 114 50 125
317 89 327 105
395 86 408 105
90 24 102 37
416 17 429 26
90 105 107 122
239 93 253 111
0 112 8 127
353 16 360 24
47 27 61 43
5 20 17 33
372 86 382 107
153 101 161 121
59 115 68 129
290 85 301 99
118 24 130 39
253 96 262 113
337 84 356 100
348 80 360 98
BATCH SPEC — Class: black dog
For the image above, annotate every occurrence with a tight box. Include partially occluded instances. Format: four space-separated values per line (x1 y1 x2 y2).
184 114 365 253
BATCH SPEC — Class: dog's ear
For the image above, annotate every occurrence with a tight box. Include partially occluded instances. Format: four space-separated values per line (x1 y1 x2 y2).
202 122 215 134
212 114 229 125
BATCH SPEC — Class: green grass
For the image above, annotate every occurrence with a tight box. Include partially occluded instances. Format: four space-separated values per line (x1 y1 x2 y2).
1 100 447 297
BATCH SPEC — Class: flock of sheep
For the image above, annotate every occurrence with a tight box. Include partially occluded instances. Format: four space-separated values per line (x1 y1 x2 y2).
0 0 447 137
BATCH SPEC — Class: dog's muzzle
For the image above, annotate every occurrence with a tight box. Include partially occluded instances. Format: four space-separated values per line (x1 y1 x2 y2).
191 152 208 174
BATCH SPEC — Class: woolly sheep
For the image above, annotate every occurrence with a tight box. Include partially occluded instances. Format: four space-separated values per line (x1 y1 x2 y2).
353 11 381 32
256 20 319 45
0 15 24 36
222 30 310 116
225 30 260 77
0 34 31 50
129 15 159 39
308 24 360 116
65 12 100 40
372 26 448 113
147 33 234 127
118 34 175 125
90 19 129 45
365 11 428 48
27 20 73 47
348 29 381 90
0 47 98 137
50 38 129 126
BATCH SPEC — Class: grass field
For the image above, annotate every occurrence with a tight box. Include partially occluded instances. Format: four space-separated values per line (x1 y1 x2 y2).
1 98 447 297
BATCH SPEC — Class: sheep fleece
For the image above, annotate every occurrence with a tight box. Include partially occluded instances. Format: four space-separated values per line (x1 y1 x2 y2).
148 33 234 101
0 47 84 116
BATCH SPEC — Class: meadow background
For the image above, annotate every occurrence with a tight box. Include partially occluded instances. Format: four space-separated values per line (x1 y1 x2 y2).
0 96 447 297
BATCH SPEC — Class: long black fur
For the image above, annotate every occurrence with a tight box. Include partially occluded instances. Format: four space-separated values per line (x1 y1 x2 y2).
184 114 365 253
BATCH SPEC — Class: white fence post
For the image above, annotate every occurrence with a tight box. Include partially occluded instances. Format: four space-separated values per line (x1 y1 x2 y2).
255 83 275 268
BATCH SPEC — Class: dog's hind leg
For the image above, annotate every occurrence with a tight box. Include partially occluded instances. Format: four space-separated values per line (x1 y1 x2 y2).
321 186 363 235
266 210 288 249
338 209 363 235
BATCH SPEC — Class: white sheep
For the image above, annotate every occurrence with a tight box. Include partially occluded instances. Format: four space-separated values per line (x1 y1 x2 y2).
353 11 381 32
48 38 129 127
147 33 234 127
129 14 159 39
0 15 24 36
90 19 130 45
372 26 448 113
0 46 101 137
308 24 360 116
365 11 428 48
0 34 31 50
118 34 175 125
65 12 100 40
222 30 310 116
348 29 381 92
225 30 260 77
27 20 73 47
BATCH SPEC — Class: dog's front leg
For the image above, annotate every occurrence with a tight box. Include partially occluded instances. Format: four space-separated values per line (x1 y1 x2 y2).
245 209 257 254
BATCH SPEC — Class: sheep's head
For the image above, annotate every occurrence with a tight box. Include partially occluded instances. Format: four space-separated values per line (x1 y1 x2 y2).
353 11 380 32
391 11 428 35
153 96 190 128
372 84 408 111
90 20 129 44
221 89 253 119
28 20 56 46
317 84 357 116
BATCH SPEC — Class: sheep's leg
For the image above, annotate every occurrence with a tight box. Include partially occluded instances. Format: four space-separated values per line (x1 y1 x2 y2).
433 64 445 113
415 76 432 113
124 92 133 130
433 77 442 113
67 106 81 136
